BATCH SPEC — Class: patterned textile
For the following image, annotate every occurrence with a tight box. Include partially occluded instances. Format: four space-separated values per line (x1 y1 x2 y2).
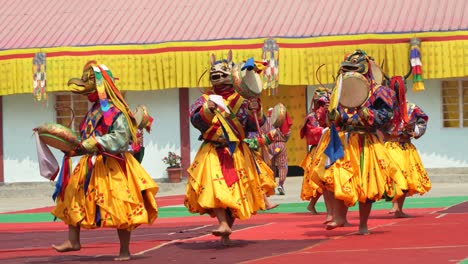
299 100 327 200
261 116 289 186
33 52 47 104
299 86 330 200
52 62 158 230
384 141 431 197
185 90 270 220
300 145 323 201
383 102 431 197
383 101 429 140
250 148 277 197
52 109 158 230
310 83 408 206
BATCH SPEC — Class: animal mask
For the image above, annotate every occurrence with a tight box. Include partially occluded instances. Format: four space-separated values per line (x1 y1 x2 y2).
68 61 100 95
67 61 139 143
311 86 331 113
340 49 372 74
210 50 235 86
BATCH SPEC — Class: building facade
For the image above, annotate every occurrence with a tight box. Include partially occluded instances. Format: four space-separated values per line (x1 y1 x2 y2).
0 0 467 182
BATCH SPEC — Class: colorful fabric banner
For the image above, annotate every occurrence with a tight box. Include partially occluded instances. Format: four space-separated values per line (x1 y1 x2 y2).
32 52 47 104
410 38 425 92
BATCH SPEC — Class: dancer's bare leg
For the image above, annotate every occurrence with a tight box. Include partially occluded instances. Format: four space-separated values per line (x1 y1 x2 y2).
52 225 81 252
264 194 279 210
212 208 232 237
222 210 235 246
115 229 131 261
226 209 235 229
307 194 321 215
393 195 410 218
322 190 334 224
389 201 398 214
344 206 352 226
358 202 372 235
326 197 347 230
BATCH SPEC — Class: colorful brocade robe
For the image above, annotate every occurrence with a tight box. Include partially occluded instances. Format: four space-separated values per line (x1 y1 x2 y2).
329 85 394 131
383 101 428 141
190 92 263 145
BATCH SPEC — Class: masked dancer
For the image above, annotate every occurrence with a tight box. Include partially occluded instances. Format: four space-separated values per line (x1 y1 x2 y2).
185 51 271 246
383 75 431 218
300 87 334 223
51 61 158 261
309 50 407 234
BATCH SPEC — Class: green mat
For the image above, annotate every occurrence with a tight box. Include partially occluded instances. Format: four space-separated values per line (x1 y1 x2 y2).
0 196 466 224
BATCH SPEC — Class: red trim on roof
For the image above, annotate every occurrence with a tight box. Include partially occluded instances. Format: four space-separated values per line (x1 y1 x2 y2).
279 35 468 48
1 34 468 61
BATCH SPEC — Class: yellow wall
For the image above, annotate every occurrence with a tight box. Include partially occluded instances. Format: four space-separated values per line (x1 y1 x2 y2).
1 31 468 96
261 85 307 166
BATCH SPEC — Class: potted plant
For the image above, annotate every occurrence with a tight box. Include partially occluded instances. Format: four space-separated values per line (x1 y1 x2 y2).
162 151 182 183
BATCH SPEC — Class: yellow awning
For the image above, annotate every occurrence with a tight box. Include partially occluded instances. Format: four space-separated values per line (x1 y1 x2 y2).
1 31 467 96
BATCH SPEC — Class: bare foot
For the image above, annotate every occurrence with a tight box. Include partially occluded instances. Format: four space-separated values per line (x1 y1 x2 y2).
52 240 81 253
323 216 333 224
344 221 352 227
265 203 279 210
325 221 345 230
212 226 232 237
114 255 131 261
358 226 371 235
221 235 232 246
388 209 396 214
394 211 411 218
307 205 319 215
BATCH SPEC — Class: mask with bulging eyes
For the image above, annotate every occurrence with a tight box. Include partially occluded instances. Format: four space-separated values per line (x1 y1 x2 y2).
209 50 234 86
68 61 98 95
340 49 372 74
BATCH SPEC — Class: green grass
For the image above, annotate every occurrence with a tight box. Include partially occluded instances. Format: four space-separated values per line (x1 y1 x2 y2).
259 196 467 214
0 196 466 224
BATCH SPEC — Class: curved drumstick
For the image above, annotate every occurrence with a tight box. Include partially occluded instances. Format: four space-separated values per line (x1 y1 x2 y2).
54 105 76 129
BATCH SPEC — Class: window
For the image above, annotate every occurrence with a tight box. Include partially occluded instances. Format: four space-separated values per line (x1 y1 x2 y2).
55 93 89 132
442 80 468 128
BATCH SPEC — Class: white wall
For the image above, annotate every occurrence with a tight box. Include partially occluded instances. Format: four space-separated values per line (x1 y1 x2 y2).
406 80 468 167
124 89 181 179
4 81 467 183
307 80 468 168
3 94 57 182
3 89 182 183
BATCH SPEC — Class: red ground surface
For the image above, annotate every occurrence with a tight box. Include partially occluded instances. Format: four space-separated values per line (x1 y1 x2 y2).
0 203 467 264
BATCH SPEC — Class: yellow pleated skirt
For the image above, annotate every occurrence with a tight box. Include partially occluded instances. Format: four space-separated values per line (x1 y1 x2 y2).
251 148 277 197
52 153 159 230
185 142 266 220
310 130 408 207
385 141 431 196
300 146 323 201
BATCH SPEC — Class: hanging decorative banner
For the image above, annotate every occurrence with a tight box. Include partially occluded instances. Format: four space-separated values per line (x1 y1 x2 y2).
409 38 424 92
33 52 47 103
262 38 279 95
